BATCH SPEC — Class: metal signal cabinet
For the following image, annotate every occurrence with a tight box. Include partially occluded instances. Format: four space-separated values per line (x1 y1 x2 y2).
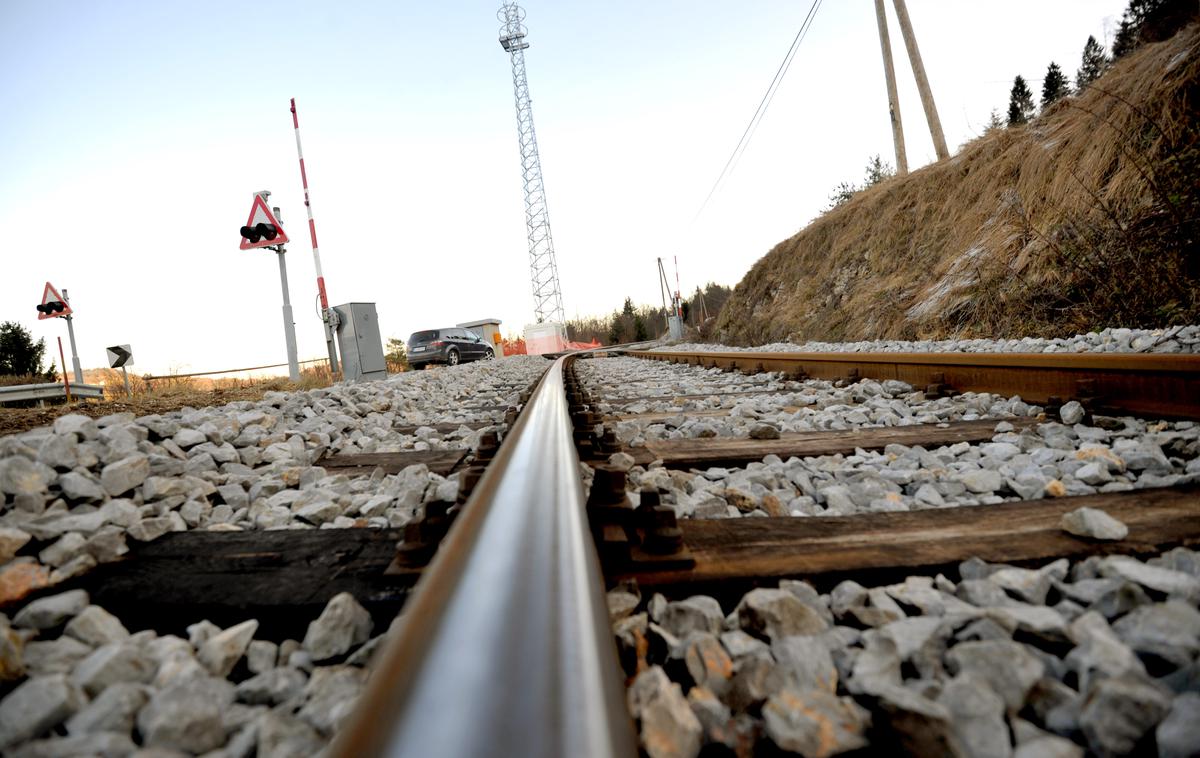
333 303 388 382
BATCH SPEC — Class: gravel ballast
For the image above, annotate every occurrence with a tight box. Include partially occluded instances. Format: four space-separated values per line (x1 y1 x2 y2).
577 357 1200 519
0 589 393 755
613 548 1200 757
0 358 547 596
658 324 1200 355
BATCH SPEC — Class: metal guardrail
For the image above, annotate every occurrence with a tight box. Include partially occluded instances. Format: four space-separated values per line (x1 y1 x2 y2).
331 355 636 758
0 383 105 405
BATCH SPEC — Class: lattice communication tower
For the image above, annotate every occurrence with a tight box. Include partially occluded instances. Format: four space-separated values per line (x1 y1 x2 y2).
498 1 565 325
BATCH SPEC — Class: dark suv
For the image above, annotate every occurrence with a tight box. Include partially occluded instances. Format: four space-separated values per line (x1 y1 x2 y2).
407 328 495 369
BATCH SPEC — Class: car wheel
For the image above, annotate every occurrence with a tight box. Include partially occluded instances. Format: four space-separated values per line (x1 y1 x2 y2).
447 349 460 366
483 348 494 360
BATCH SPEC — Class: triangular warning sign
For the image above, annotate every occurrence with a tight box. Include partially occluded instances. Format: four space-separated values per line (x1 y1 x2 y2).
239 194 289 250
37 282 72 320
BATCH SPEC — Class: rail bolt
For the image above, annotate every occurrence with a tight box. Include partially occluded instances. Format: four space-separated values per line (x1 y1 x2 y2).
597 429 622 456
588 465 629 507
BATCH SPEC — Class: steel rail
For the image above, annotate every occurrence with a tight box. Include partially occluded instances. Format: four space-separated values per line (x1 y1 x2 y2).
630 349 1200 419
330 356 636 758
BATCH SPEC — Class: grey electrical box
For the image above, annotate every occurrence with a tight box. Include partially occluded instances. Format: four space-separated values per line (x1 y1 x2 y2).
333 302 388 382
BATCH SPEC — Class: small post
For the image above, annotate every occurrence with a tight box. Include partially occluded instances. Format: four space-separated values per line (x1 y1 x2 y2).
273 205 301 383
57 336 71 402
61 289 84 384
121 365 131 396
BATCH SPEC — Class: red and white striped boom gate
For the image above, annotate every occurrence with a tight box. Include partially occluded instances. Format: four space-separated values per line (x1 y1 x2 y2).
290 98 340 374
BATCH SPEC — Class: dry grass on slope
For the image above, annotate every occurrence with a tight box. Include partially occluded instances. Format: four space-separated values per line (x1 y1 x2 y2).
716 26 1200 345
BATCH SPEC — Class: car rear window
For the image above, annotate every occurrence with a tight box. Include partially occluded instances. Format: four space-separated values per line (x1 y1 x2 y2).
409 330 439 343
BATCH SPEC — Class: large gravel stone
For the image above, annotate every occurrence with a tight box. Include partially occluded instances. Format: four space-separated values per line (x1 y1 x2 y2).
659 596 725 638
257 710 326 758
875 685 962 756
198 619 258 677
1156 691 1200 758
1099 556 1200 600
5 732 136 758
98 454 149 497
762 688 870 757
247 639 279 674
0 528 31 564
297 664 366 735
946 640 1044 711
1065 612 1146 692
236 666 307 706
137 675 234 753
0 457 51 497
1061 507 1128 541
771 635 838 693
937 673 1011 758
12 589 88 630
1078 675 1171 756
0 674 85 748
847 629 901 696
302 593 372 661
21 636 92 677
70 642 156 695
627 666 701 758
736 588 828 641
65 681 148 735
56 472 106 502
683 633 733 695
64 605 129 647
1111 600 1200 670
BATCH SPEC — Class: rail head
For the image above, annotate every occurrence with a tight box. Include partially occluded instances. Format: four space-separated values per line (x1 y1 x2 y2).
331 356 636 758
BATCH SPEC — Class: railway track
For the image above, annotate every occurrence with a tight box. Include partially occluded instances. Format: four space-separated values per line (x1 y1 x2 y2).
0 346 1197 756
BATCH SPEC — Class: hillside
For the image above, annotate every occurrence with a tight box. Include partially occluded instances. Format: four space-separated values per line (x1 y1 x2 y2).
715 27 1200 345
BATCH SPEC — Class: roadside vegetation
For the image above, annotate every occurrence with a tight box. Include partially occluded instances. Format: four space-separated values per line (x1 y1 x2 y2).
718 3 1200 345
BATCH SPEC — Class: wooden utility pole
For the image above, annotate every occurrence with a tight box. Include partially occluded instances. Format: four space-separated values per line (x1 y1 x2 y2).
891 0 949 160
873 0 908 174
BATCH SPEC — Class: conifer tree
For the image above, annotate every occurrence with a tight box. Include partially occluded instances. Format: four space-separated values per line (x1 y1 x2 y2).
1113 0 1197 57
1007 76 1035 126
984 109 1004 132
1041 62 1069 107
1075 35 1108 91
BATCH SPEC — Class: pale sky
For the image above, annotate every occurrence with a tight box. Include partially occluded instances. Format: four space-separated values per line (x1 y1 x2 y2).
0 1 1127 376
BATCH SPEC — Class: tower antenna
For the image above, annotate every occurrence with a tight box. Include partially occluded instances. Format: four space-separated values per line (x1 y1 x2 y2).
498 2 565 327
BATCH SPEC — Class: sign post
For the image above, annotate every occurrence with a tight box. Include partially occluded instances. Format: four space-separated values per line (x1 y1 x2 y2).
37 282 83 384
106 344 134 396
57 337 70 402
239 191 300 383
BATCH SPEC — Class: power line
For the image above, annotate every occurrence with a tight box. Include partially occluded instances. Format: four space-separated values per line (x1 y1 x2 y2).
692 0 823 223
